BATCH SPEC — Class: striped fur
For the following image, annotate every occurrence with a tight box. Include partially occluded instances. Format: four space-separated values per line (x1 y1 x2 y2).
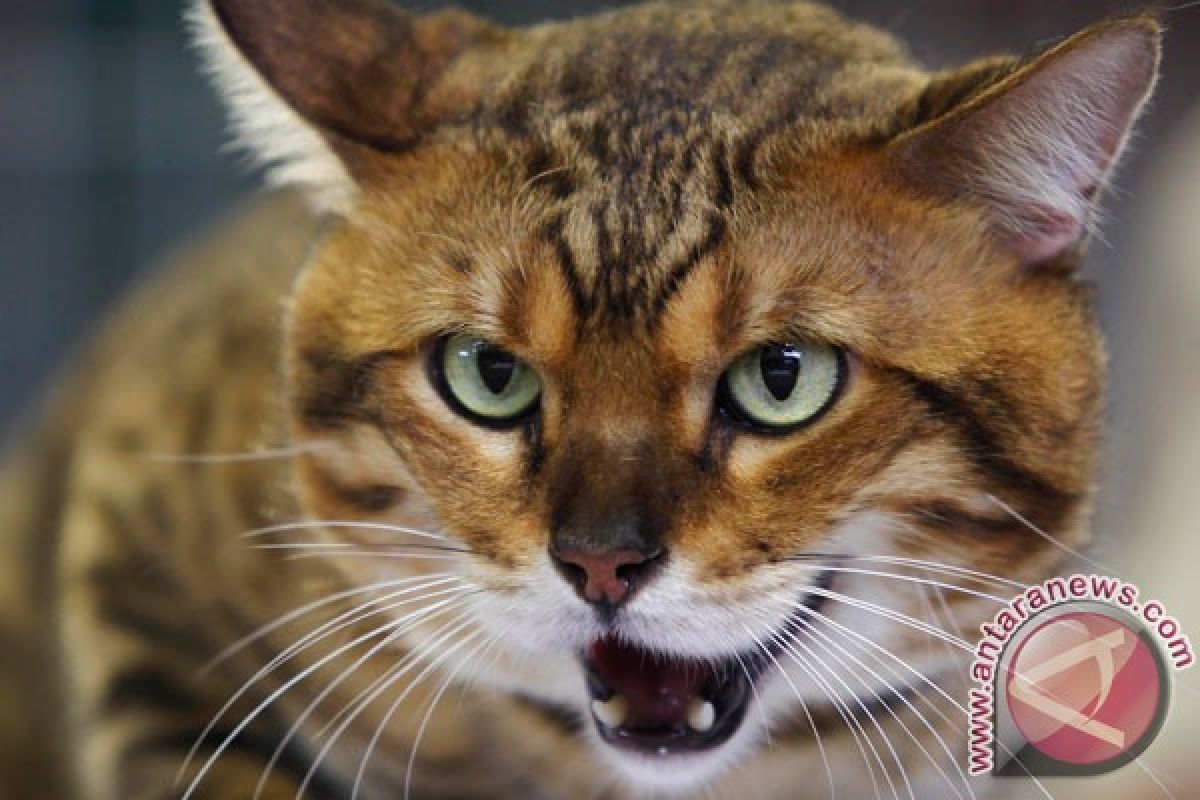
0 2 1158 798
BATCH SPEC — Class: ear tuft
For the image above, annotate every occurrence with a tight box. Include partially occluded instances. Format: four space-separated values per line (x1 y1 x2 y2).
188 1 355 213
894 16 1161 264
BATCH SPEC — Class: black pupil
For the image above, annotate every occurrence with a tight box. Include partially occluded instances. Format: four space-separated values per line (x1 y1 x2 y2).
477 348 516 394
759 345 801 402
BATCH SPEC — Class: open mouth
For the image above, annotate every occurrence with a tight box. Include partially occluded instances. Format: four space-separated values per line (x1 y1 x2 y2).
582 570 834 756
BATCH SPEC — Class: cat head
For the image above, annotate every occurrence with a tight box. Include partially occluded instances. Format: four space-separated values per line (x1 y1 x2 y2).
195 0 1158 791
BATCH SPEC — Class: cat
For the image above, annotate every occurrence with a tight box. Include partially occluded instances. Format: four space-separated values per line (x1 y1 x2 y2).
0 1 1160 798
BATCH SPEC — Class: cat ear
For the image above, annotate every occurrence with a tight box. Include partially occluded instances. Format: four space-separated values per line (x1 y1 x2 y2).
891 16 1160 265
189 0 500 213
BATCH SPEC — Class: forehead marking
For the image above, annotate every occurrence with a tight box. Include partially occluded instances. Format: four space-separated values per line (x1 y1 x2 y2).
534 130 738 329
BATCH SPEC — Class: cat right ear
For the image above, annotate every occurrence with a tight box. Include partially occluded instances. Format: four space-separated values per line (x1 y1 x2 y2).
890 16 1160 266
189 0 501 213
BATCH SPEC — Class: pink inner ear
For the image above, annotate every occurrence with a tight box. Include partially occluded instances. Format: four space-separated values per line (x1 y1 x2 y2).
987 32 1156 262
897 20 1159 266
1010 204 1085 264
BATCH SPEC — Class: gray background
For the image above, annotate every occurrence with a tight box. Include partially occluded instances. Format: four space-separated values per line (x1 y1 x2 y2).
2 0 1198 441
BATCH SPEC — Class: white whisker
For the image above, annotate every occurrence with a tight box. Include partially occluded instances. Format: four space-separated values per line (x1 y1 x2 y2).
252 593 473 799
788 563 1007 604
799 589 974 653
311 611 474 740
742 626 837 800
764 618 892 800
928 582 974 692
811 611 965 722
199 574 458 675
361 625 490 800
181 586 471 799
242 519 457 545
141 443 326 464
734 649 773 748
1133 756 1180 800
296 613 481 798
843 551 1026 592
779 626 909 800
806 606 1055 799
452 617 519 714
797 611 972 800
279 552 469 564
986 493 1122 577
398 631 496 800
249 541 468 554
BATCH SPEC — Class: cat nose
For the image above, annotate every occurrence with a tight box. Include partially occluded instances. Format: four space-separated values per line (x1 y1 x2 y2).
550 545 665 608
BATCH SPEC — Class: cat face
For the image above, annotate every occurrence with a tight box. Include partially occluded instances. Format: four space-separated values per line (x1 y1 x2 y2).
281 134 1103 789
198 0 1158 792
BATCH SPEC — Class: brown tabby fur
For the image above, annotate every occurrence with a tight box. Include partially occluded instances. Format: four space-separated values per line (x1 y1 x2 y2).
0 1 1159 798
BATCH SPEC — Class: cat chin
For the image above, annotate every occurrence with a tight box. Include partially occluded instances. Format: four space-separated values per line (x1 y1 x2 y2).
587 719 764 795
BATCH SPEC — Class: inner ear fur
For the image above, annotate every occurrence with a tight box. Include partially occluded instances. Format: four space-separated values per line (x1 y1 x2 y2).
890 15 1161 265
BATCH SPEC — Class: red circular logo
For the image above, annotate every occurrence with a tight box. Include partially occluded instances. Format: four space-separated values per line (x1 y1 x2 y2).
1005 611 1162 766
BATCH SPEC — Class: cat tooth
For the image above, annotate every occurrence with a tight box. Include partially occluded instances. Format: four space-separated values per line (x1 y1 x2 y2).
687 698 716 732
591 695 628 728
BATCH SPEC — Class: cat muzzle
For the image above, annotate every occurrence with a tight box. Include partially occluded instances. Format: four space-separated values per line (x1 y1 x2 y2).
580 569 834 756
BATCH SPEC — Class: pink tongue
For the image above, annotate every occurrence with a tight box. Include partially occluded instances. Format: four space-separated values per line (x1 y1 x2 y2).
586 636 706 726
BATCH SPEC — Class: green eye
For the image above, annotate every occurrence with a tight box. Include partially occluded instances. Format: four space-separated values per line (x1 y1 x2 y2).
437 334 541 425
720 342 844 431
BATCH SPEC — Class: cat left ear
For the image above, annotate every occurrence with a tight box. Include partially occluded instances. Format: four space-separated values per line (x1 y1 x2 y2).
189 0 501 213
891 16 1161 265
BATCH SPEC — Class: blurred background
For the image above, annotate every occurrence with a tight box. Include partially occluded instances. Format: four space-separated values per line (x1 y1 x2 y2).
2 2 1198 799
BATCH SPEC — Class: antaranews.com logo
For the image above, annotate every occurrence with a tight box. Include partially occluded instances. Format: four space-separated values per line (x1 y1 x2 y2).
967 574 1194 777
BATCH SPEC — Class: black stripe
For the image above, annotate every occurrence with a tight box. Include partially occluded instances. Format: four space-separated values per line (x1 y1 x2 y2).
96 592 209 660
511 693 584 734
711 139 735 209
521 414 547 481
733 129 764 189
773 679 926 744
695 410 735 476
524 144 576 201
333 483 402 513
120 724 347 799
447 252 471 275
307 462 402 513
543 212 591 320
649 212 726 325
101 664 198 716
906 501 1021 536
591 200 616 313
617 207 668 322
89 564 210 660
898 370 1076 504
297 349 403 431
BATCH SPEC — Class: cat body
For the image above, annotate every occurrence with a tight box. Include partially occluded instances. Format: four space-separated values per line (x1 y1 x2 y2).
0 2 1159 798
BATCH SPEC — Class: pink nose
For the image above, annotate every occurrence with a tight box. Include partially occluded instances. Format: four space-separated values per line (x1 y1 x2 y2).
551 547 661 606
